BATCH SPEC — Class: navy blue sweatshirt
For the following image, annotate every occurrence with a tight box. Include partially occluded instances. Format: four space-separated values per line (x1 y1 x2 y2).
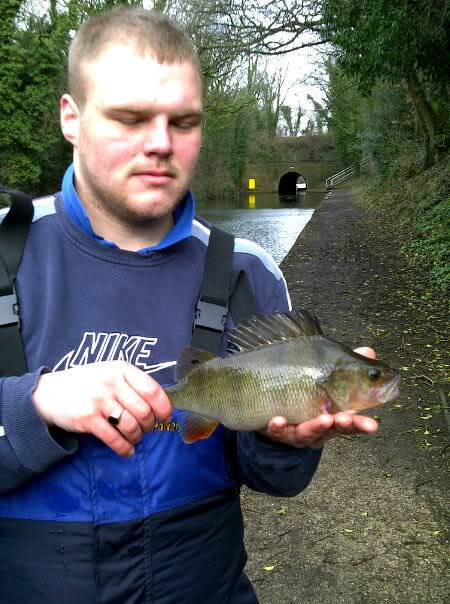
0 167 321 603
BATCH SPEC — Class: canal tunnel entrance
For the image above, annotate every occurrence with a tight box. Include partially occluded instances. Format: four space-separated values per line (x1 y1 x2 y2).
278 172 307 195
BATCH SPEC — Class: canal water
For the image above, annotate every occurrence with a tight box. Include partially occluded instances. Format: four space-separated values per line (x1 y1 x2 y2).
196 190 326 264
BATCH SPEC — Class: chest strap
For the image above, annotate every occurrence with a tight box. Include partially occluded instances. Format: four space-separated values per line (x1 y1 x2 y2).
192 225 258 354
0 187 34 377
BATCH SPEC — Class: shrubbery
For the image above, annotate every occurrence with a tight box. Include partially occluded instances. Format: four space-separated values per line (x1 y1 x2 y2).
354 155 450 291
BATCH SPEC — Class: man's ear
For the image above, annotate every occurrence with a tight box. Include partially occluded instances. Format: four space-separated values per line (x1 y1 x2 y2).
60 94 80 146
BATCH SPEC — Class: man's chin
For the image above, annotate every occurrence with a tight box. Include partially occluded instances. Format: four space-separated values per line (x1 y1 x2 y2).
125 194 179 222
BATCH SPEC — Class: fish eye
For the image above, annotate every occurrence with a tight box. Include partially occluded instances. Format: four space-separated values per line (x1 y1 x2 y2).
368 368 381 381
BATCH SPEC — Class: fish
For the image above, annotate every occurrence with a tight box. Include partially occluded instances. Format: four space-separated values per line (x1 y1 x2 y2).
165 308 401 444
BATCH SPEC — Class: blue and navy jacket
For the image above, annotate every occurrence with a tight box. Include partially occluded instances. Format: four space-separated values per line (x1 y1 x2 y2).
0 166 321 603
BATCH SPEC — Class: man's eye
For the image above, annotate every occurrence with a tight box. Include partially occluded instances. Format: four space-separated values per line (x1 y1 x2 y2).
173 120 199 131
174 123 191 130
116 117 142 126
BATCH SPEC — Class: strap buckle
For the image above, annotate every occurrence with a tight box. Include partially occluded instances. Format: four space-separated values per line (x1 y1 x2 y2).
193 300 228 333
0 292 19 327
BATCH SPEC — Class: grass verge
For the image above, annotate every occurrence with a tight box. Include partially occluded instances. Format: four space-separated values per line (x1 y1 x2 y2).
351 154 450 293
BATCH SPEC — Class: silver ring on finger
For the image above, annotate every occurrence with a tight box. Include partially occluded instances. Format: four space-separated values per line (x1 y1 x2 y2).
108 407 125 427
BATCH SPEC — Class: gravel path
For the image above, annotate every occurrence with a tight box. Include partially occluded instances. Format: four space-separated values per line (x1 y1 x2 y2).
243 188 449 604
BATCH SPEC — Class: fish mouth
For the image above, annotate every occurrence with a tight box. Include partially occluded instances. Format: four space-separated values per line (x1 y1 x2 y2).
378 374 402 403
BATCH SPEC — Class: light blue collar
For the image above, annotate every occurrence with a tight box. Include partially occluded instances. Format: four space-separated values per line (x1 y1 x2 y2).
61 164 194 253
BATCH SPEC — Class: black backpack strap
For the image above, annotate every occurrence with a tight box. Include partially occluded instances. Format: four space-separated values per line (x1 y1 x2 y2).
0 187 34 377
192 226 234 354
192 225 258 354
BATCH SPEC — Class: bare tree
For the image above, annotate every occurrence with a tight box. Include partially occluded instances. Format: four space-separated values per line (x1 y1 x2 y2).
187 0 325 55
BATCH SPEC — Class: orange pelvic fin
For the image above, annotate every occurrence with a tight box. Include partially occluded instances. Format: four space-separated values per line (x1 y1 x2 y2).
180 412 219 444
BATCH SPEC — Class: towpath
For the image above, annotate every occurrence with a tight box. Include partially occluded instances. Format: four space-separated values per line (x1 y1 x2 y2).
242 187 449 604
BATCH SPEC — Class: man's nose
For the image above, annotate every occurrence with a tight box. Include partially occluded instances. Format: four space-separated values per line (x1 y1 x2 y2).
142 117 172 155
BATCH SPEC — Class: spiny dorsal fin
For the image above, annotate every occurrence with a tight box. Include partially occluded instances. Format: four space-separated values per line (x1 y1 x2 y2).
227 308 323 354
175 347 217 381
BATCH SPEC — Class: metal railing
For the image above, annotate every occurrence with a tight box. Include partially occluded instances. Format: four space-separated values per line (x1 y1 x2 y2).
326 156 370 188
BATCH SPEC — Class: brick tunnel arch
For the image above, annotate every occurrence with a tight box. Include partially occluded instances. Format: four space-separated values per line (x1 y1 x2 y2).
278 171 307 195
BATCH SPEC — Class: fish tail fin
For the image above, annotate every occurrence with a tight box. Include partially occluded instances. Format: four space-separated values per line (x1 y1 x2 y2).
179 412 219 444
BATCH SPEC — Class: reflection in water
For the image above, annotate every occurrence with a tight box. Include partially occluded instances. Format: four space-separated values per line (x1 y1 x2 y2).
197 191 325 264
196 190 325 211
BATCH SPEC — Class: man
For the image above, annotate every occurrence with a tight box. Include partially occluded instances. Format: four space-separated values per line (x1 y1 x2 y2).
0 8 378 603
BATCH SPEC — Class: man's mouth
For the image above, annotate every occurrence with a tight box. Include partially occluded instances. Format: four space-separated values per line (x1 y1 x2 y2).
132 170 175 185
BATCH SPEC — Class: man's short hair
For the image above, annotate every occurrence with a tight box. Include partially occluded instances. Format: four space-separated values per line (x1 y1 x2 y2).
68 7 201 106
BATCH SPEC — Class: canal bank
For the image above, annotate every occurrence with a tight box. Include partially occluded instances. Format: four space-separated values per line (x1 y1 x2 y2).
242 188 449 603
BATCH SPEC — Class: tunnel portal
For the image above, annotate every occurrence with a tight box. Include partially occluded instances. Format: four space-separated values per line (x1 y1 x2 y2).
278 172 307 195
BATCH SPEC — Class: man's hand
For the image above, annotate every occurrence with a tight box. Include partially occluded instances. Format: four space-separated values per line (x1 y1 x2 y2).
32 362 172 457
264 347 379 448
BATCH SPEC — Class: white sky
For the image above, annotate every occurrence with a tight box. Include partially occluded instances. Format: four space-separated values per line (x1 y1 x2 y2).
268 45 325 128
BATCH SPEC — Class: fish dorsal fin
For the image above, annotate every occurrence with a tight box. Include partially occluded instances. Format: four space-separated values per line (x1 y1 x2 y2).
175 347 217 381
227 308 323 354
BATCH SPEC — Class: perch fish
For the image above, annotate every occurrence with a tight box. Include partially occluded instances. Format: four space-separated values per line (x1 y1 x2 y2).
165 308 401 443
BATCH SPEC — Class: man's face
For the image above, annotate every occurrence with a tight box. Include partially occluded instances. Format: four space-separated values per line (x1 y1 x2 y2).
63 44 203 226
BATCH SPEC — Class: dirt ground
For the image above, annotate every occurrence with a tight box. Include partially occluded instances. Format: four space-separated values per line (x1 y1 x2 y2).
242 188 449 604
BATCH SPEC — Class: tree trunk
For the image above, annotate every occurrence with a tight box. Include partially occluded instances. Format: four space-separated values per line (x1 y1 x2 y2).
406 70 441 168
